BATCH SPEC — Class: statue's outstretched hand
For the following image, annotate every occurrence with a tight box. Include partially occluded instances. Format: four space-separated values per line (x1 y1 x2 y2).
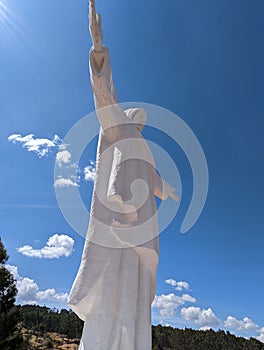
166 183 179 202
89 0 103 52
169 190 179 202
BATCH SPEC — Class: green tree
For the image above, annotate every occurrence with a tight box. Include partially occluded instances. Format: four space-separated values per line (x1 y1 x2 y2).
0 237 23 350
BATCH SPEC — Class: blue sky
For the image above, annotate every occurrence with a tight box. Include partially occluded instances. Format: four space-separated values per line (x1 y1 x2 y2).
1 0 264 342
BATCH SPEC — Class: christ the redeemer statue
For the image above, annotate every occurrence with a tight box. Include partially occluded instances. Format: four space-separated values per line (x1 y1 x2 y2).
68 1 178 349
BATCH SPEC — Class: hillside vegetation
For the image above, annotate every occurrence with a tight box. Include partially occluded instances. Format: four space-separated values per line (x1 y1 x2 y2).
17 305 264 350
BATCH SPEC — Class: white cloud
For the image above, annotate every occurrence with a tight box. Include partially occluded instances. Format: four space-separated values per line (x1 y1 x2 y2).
8 133 61 157
181 307 220 327
224 316 259 332
159 278 264 340
56 150 72 167
199 326 213 331
256 327 264 343
176 281 190 291
6 264 19 279
54 176 79 188
84 161 96 182
59 143 68 151
17 234 74 259
152 293 196 317
36 289 68 303
6 265 68 305
165 278 190 291
181 294 196 303
165 278 177 287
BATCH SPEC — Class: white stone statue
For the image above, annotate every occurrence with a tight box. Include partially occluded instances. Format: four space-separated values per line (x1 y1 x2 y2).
68 1 178 349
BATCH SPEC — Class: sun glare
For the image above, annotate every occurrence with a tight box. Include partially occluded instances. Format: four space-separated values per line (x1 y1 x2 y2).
0 0 25 48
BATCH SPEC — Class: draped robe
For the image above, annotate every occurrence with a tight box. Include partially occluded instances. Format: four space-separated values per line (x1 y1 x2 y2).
68 46 171 350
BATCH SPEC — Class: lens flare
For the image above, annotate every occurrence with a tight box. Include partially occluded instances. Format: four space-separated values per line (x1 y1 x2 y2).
0 0 25 48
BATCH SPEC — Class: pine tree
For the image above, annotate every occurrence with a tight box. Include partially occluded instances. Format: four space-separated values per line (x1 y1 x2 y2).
0 237 23 350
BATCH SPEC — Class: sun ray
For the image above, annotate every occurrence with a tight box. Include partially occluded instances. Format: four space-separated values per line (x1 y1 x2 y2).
0 0 29 50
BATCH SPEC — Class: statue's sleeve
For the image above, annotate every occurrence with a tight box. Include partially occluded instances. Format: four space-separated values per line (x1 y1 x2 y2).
89 46 126 140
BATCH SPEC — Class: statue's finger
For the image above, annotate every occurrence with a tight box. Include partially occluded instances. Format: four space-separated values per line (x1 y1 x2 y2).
89 0 97 21
96 13 102 27
89 0 95 9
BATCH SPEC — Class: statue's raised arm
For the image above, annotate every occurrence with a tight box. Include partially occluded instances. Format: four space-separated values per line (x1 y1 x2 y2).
89 0 103 52
88 0 124 136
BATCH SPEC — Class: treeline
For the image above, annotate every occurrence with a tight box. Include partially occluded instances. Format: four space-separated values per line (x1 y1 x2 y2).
17 305 264 350
18 305 83 339
152 324 264 350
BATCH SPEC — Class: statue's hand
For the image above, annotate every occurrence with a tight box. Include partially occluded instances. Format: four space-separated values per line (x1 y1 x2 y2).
169 191 179 202
89 0 103 52
165 183 179 202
